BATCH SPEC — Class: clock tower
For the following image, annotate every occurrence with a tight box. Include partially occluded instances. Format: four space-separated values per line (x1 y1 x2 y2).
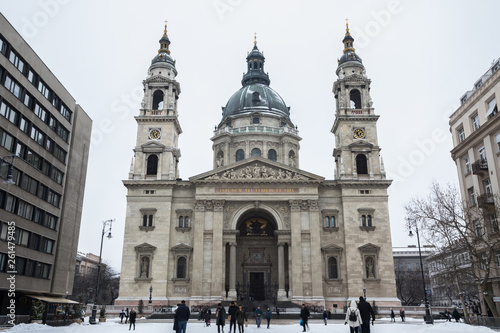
129 23 182 181
331 22 385 180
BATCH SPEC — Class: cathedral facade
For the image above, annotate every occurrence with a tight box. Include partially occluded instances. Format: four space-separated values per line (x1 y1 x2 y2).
116 23 399 309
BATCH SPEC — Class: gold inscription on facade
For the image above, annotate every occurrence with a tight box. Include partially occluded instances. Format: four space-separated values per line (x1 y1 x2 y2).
215 188 299 193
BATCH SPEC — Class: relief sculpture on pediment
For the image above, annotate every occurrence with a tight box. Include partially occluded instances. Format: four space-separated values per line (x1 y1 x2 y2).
205 163 308 181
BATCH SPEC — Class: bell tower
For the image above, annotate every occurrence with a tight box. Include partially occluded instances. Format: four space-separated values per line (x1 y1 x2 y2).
129 22 182 180
331 22 385 180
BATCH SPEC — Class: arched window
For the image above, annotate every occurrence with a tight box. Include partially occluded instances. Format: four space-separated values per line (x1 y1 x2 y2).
268 149 277 161
143 215 153 227
328 257 338 279
184 216 189 228
177 257 186 278
152 90 164 110
362 215 366 227
236 149 245 162
324 216 330 228
349 89 362 109
367 215 372 227
179 216 184 227
251 148 261 157
289 150 296 167
356 154 368 174
146 154 158 175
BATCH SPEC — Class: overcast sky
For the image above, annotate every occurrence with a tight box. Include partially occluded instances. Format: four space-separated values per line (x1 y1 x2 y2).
2 0 500 271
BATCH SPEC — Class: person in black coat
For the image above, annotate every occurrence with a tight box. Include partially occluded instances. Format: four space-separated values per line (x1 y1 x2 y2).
358 296 375 333
300 304 310 332
216 303 226 333
228 301 238 333
129 308 137 330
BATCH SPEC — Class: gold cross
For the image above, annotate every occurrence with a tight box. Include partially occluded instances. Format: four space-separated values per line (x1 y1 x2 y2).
254 32 257 45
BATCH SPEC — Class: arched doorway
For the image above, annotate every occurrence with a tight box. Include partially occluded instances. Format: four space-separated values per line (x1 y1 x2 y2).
230 209 281 302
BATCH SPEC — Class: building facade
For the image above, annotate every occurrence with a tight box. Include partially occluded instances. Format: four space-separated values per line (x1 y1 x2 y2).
449 57 500 314
76 252 106 277
117 23 399 309
0 13 92 313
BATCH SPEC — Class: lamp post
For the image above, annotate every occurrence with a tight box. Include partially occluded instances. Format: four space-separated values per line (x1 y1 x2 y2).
149 285 153 305
408 223 433 324
89 219 114 324
363 286 366 300
0 155 17 186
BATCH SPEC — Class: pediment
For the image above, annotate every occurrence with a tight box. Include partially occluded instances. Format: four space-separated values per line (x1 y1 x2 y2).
135 242 157 253
321 244 344 254
170 243 193 253
190 157 324 183
358 243 380 253
145 75 171 83
140 141 166 151
348 140 373 150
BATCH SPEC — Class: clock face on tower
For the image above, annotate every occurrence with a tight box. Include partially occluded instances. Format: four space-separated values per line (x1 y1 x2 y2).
353 128 365 139
149 128 161 140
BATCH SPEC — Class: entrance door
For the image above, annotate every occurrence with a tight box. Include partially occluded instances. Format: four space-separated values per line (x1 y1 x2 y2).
250 272 265 301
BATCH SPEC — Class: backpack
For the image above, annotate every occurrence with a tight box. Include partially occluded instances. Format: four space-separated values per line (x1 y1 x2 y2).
349 310 357 322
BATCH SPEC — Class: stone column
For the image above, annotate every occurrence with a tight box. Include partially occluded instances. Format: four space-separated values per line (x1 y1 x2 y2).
191 201 206 297
277 242 287 300
228 242 237 298
289 200 303 299
308 200 324 300
211 200 225 298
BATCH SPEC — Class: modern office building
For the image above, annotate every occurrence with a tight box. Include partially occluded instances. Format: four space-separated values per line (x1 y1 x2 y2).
449 57 500 314
117 23 399 309
0 13 92 317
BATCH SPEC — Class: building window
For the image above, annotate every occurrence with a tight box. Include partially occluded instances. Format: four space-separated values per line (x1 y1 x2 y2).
484 178 493 194
4 75 22 99
490 214 499 233
457 127 465 143
496 134 500 152
146 154 158 175
468 187 475 205
268 149 277 161
37 80 51 100
471 114 480 131
0 101 19 125
487 98 498 119
152 90 164 110
142 215 153 227
177 256 186 278
464 156 471 174
178 216 189 228
479 146 486 162
8 50 25 73
349 89 362 109
474 220 482 237
251 148 261 157
361 215 372 227
324 216 336 228
236 149 245 162
356 154 368 174
42 238 54 254
328 257 338 279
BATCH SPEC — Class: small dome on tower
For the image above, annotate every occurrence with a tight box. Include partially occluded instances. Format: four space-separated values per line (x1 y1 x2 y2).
151 22 176 68
337 21 363 68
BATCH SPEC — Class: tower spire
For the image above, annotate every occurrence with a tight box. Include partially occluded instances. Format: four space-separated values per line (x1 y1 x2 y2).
158 20 171 56
343 18 355 54
254 32 257 46
241 36 270 86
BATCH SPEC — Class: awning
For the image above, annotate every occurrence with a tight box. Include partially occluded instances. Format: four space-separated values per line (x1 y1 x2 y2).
26 295 79 304
485 98 497 118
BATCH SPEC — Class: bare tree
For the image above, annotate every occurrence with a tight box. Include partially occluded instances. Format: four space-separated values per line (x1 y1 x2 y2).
405 181 500 319
70 263 120 305
394 259 427 306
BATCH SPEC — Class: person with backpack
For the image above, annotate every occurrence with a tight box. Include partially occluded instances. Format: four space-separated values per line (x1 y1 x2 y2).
345 300 362 333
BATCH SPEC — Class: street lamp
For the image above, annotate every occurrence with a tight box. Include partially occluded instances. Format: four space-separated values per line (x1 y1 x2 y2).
408 223 433 324
89 219 115 324
0 155 17 186
149 285 153 305
363 286 366 300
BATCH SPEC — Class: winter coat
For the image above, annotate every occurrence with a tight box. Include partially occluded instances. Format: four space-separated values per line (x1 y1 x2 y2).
228 304 238 320
266 310 272 319
216 307 226 326
358 298 375 321
176 304 191 321
452 309 461 320
300 306 310 319
345 300 362 328
254 308 263 318
235 309 247 324
129 310 137 323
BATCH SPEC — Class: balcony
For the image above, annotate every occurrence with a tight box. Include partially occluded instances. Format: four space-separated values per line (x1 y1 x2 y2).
472 159 488 175
477 192 494 208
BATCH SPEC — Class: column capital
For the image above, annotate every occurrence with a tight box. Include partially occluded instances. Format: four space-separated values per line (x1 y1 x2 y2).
308 200 319 211
195 200 206 212
289 200 301 212
213 200 226 212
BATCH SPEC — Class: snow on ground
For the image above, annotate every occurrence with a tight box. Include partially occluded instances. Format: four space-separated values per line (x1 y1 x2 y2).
5 317 499 333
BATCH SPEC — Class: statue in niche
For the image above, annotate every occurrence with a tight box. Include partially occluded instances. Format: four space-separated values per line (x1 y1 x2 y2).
140 257 149 278
365 257 375 278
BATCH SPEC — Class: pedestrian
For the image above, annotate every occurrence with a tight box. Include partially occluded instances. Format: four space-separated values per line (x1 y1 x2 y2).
254 305 263 328
81 309 85 323
344 300 362 333
176 300 190 333
235 305 247 333
300 304 310 332
205 308 212 327
400 308 405 322
358 296 375 333
265 307 272 329
452 308 461 322
390 308 395 322
323 310 328 325
216 303 226 333
129 308 137 330
120 309 125 323
125 307 129 323
228 301 238 333
276 308 280 319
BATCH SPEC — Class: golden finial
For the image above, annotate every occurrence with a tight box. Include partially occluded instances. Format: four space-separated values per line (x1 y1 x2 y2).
163 19 168 37
345 18 350 33
254 32 257 45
